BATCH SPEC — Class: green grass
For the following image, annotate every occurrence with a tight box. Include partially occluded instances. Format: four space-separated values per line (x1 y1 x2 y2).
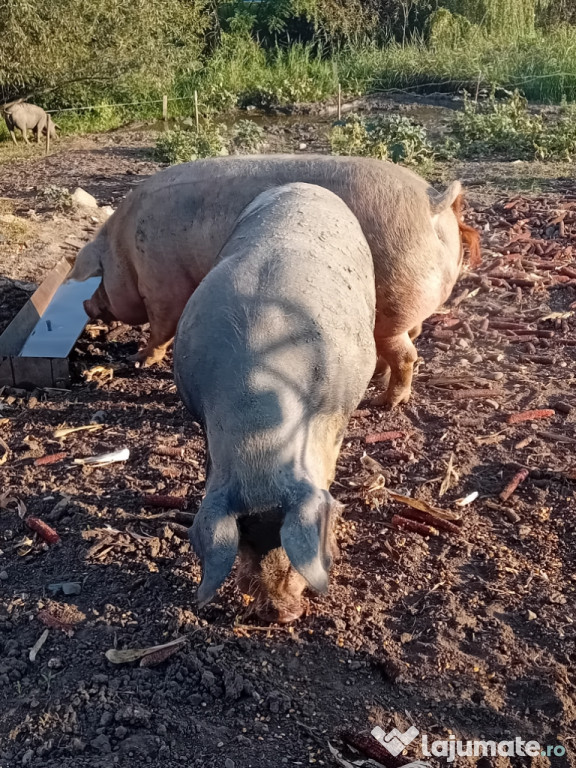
342 28 576 103
2 26 576 144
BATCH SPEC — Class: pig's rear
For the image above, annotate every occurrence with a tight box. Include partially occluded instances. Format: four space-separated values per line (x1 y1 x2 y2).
174 183 376 621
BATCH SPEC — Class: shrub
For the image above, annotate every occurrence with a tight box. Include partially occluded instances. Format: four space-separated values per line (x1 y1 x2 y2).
39 185 74 211
154 125 228 164
230 120 265 153
330 113 434 168
450 90 576 160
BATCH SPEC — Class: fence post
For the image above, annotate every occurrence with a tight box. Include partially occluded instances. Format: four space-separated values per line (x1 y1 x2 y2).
162 95 168 121
474 72 482 103
194 90 199 132
337 83 342 121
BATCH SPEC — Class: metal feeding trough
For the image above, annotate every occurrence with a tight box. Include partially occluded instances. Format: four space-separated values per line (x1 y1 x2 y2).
0 258 100 389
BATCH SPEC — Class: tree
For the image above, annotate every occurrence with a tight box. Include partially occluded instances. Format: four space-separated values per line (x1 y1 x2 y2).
0 0 209 105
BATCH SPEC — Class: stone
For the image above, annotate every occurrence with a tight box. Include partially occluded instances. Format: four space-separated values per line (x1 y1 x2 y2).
71 188 99 209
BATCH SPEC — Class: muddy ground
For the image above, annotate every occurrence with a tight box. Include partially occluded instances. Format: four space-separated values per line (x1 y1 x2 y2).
0 106 575 768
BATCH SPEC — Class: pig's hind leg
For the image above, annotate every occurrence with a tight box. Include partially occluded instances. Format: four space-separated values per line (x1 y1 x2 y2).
372 323 421 401
372 330 418 407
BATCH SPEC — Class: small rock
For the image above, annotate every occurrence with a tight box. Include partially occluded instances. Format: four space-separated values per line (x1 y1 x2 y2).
225 759 235 768
527 610 538 621
0 571 8 580
71 188 99 209
100 711 114 727
118 733 158 757
298 142 307 150
115 726 128 739
47 657 62 669
22 749 34 765
90 734 112 753
70 738 86 753
101 206 115 219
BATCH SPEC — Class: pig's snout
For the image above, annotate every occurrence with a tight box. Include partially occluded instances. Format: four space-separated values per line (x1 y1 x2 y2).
83 293 117 324
236 548 307 624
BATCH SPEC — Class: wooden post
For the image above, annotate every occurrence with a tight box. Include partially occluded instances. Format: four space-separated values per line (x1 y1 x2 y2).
337 83 342 121
194 90 199 132
474 72 482 103
45 116 50 156
162 95 168 121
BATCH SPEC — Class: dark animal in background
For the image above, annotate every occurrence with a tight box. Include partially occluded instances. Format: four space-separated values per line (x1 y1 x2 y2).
2 102 58 145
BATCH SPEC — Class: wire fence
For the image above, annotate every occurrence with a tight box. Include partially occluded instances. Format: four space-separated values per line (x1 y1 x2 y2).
34 69 576 118
44 94 198 115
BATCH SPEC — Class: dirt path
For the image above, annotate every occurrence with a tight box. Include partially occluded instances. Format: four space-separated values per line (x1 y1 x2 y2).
0 127 575 768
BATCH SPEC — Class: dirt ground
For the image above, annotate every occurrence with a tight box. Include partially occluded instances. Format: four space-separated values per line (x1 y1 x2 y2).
0 114 575 768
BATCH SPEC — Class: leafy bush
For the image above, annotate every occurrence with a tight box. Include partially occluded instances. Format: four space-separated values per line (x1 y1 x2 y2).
230 120 265 153
39 185 74 211
330 113 434 168
450 91 576 160
0 0 208 106
154 125 228 164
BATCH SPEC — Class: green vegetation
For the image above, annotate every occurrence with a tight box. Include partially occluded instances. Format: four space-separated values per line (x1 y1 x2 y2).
154 117 265 164
39 185 74 211
451 92 576 160
154 125 228 164
331 93 576 168
230 120 265 153
331 114 434 169
1 0 576 142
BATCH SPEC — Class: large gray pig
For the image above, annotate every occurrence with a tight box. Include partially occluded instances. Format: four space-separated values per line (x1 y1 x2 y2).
68 154 480 406
2 102 57 144
174 183 376 622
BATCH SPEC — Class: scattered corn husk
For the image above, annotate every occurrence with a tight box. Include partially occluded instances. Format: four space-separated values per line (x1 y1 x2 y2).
360 453 386 475
439 452 459 497
0 491 27 519
476 430 508 446
106 636 186 665
388 491 461 522
454 491 479 507
29 629 49 662
0 437 9 466
74 447 130 466
327 743 357 768
539 311 573 321
359 453 388 509
37 610 76 634
83 365 114 383
15 535 34 556
54 424 104 439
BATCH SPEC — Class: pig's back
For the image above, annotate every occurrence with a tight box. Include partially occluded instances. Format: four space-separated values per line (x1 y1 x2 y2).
113 154 447 291
174 183 376 437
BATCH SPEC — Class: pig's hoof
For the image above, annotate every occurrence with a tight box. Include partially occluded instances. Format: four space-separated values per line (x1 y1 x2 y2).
129 350 163 368
371 387 411 408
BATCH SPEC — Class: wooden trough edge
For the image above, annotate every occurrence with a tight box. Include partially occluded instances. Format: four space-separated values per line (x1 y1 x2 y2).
0 257 92 389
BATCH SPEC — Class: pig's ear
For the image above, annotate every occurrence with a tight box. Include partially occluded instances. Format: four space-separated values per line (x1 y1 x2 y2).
428 180 462 215
280 488 335 594
189 492 239 608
